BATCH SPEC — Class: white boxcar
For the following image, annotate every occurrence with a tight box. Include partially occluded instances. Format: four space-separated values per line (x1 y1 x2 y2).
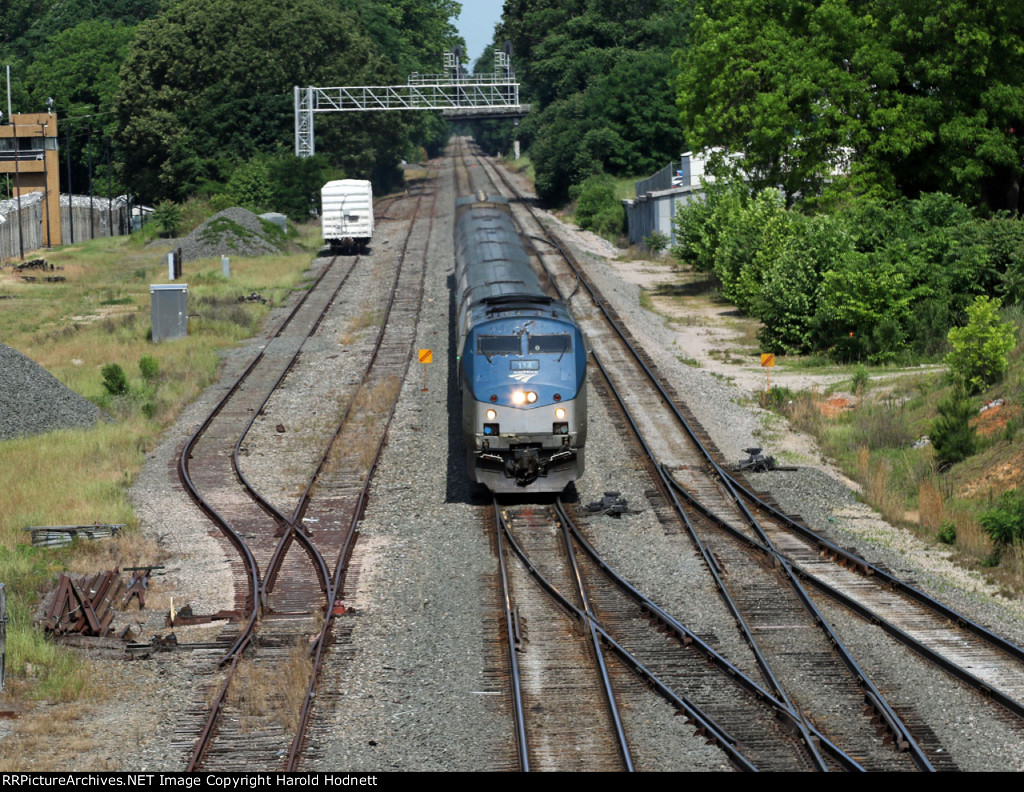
321 179 374 253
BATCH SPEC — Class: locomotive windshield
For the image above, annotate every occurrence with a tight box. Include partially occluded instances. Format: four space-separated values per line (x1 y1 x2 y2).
527 334 572 354
478 335 521 356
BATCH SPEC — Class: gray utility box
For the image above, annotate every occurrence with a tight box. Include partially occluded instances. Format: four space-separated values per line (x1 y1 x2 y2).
150 284 188 341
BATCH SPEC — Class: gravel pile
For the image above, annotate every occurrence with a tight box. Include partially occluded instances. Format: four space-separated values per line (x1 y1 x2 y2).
0 344 104 440
162 207 287 262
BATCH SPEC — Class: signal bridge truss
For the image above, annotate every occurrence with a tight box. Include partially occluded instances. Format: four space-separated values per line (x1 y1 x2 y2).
294 51 528 157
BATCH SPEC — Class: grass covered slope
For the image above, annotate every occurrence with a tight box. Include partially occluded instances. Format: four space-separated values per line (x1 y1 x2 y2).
0 217 322 702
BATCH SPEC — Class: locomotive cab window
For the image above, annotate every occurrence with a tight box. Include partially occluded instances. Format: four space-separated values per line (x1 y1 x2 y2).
527 334 572 354
478 335 522 356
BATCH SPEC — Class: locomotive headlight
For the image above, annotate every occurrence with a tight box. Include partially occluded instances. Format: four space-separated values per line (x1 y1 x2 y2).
512 391 526 406
486 408 497 421
555 407 566 420
526 391 538 404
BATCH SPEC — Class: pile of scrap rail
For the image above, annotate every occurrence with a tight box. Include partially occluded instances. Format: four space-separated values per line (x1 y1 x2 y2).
41 570 124 637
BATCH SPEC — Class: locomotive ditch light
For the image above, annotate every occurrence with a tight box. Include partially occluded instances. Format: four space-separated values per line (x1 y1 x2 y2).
555 407 566 420
486 408 497 421
484 423 500 436
553 422 569 435
526 391 538 404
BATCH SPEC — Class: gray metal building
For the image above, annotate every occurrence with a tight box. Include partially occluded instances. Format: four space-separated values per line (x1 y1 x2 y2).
623 151 712 247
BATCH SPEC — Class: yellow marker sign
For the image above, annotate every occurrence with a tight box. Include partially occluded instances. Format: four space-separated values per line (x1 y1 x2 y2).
418 349 433 364
760 353 775 394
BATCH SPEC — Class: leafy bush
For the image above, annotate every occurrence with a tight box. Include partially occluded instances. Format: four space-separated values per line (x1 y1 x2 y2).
812 256 912 363
758 213 850 354
713 188 791 315
151 202 182 238
979 489 1024 547
101 363 129 396
644 231 669 254
138 356 159 382
671 179 748 271
937 522 957 545
571 174 624 238
761 385 796 411
930 389 976 469
209 194 235 213
227 156 273 212
850 365 871 395
946 296 1017 393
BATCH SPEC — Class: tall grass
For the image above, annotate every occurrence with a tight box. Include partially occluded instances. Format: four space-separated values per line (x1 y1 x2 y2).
0 221 322 701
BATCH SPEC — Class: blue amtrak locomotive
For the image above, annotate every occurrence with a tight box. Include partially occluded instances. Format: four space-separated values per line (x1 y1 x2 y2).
454 195 587 493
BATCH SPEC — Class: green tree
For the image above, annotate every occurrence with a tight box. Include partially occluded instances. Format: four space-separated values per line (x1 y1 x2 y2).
674 0 1024 211
946 295 1017 393
151 201 182 238
498 0 691 202
570 173 624 238
22 19 136 193
931 389 977 470
713 187 791 315
812 257 913 363
675 0 863 203
101 363 129 396
671 178 749 272
0 0 53 46
979 489 1024 549
227 158 273 212
115 0 403 201
758 214 850 354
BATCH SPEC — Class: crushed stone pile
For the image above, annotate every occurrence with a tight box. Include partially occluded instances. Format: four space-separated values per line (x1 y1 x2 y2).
0 344 105 440
163 207 288 263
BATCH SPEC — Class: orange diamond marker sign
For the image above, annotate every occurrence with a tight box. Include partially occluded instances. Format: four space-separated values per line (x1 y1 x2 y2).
418 349 432 392
760 353 775 393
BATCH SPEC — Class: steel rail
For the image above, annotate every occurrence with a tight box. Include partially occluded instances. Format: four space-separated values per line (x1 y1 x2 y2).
181 258 342 770
475 148 946 767
708 458 934 770
494 144 1024 724
725 472 1024 666
286 179 437 770
497 505 758 772
665 470 1024 723
560 500 864 771
584 350 834 769
233 255 361 597
553 501 635 771
231 258 359 599
184 193 411 771
492 499 531 771
179 257 338 670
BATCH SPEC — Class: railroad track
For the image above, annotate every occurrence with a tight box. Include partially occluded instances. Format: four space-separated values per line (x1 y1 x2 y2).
175 180 435 770
494 502 632 771
456 139 1024 769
